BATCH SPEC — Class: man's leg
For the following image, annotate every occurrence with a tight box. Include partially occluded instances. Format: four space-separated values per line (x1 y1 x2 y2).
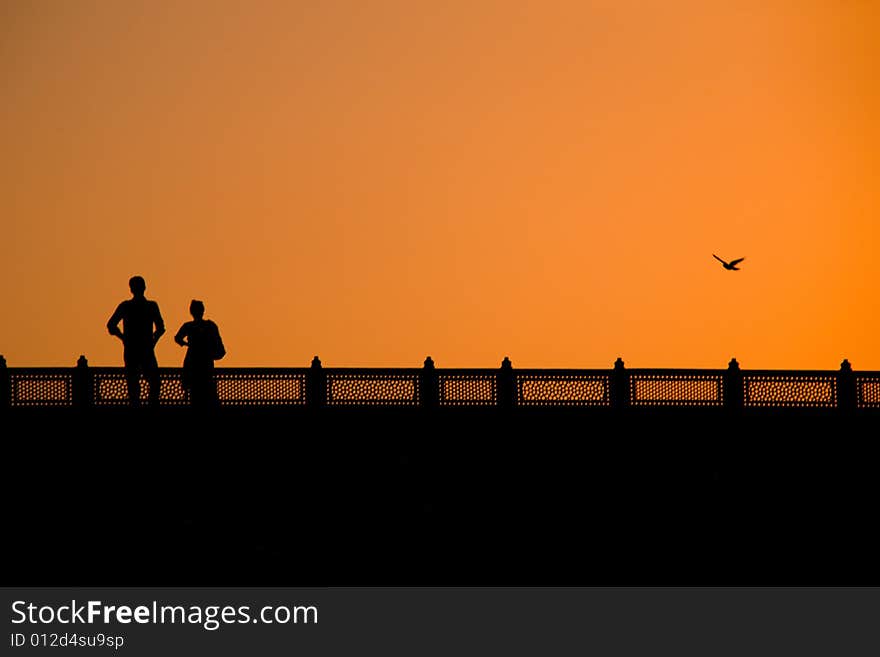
207 372 219 408
124 362 141 407
144 352 161 407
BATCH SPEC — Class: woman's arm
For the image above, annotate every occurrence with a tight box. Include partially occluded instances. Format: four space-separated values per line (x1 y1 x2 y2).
174 323 188 346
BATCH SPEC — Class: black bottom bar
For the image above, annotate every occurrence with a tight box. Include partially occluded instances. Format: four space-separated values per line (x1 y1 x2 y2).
3 407 878 586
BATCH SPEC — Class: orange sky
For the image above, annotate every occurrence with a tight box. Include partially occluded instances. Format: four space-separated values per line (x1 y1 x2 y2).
2 1 878 369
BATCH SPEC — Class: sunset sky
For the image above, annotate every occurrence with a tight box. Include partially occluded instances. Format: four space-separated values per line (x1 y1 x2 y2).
2 1 878 369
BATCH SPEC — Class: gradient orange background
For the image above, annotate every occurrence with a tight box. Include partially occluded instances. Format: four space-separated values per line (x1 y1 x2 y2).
2 1 878 369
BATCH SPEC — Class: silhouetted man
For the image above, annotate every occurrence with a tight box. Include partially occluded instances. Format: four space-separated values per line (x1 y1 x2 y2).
107 276 165 407
174 299 225 408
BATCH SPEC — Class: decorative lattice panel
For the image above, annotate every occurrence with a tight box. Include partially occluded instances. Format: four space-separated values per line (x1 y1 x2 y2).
744 375 837 408
326 373 419 406
216 372 306 406
856 376 880 408
516 374 609 406
93 372 188 406
630 374 724 406
8 367 874 410
438 374 497 406
10 373 73 406
157 376 188 404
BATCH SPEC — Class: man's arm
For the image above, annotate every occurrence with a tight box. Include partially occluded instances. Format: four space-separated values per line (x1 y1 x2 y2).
107 303 125 341
152 303 166 346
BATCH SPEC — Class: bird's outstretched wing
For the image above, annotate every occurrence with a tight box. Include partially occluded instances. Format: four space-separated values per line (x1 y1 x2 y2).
729 257 745 266
713 254 727 265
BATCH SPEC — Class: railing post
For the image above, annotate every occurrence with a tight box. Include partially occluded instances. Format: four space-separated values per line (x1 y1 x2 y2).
724 358 743 410
838 359 856 412
307 356 326 408
73 355 92 409
610 357 629 409
0 355 9 412
499 357 515 409
421 356 438 409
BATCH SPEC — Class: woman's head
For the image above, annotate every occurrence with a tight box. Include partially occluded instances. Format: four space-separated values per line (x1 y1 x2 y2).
190 299 205 319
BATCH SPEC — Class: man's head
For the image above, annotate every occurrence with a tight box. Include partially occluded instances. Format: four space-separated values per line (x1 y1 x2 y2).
190 299 205 319
129 276 146 296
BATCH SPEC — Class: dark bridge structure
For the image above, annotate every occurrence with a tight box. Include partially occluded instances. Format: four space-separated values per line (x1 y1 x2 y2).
2 355 878 410
3 355 878 587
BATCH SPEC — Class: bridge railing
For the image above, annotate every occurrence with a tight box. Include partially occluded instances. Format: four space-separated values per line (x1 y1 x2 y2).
1 355 878 410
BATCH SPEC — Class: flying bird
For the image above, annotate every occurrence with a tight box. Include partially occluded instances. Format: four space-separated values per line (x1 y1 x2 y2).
713 254 745 271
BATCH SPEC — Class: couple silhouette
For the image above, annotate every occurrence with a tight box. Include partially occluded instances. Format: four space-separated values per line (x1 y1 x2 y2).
106 276 225 407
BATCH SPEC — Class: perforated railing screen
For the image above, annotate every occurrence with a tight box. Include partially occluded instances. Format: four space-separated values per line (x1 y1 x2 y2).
629 371 724 406
743 373 837 408
4 367 878 409
516 371 609 406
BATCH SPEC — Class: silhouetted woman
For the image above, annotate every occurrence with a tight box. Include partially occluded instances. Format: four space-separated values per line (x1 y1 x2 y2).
174 300 225 407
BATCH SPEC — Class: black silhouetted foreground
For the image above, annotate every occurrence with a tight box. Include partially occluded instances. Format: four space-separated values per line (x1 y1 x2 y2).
3 396 878 586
